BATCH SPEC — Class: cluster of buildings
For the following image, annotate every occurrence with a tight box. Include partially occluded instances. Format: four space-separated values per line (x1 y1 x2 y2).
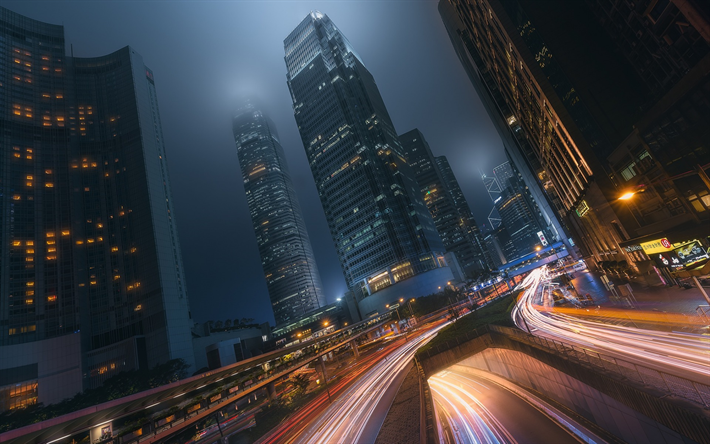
0 7 493 412
3 0 708 415
439 0 710 283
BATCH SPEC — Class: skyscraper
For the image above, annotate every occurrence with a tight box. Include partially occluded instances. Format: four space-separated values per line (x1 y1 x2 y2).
435 156 494 270
0 7 194 410
232 102 325 326
399 129 491 277
439 0 709 275
284 12 453 316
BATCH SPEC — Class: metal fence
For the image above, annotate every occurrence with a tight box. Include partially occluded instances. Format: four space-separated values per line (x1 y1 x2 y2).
488 324 710 409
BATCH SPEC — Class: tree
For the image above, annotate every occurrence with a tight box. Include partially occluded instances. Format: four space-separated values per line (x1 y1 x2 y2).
214 320 223 330
224 319 232 329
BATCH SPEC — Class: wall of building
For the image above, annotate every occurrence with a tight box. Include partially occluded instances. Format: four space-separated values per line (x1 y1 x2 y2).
192 328 265 371
358 266 454 318
0 333 82 409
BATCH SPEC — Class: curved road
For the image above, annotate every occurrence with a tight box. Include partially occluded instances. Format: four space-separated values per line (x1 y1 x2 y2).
512 268 710 382
430 368 583 444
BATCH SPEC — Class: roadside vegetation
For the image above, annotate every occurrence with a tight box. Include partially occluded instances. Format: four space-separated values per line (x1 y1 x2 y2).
415 290 521 357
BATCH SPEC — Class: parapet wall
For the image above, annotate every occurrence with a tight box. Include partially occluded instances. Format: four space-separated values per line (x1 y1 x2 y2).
418 327 710 444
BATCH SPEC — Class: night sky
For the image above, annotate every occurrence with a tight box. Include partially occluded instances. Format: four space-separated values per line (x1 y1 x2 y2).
8 1 507 326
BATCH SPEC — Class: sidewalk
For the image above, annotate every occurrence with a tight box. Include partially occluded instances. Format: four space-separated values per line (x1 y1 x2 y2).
569 270 708 316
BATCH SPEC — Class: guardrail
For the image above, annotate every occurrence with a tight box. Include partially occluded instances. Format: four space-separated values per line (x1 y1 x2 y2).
488 324 710 409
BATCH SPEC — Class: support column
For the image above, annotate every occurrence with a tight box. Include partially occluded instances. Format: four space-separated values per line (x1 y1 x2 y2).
350 339 360 358
391 322 399 334
266 381 277 401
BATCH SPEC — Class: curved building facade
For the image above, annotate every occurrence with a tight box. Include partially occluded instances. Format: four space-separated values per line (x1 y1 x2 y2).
0 7 194 409
233 103 325 326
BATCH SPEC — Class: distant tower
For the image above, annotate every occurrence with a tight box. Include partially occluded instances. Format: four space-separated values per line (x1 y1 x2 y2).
233 102 325 326
284 12 453 315
400 129 491 276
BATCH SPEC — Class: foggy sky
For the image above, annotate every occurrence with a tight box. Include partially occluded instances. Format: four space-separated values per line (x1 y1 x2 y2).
8 1 507 326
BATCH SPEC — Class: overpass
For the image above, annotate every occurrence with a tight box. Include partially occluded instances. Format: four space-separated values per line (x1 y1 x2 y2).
0 313 394 444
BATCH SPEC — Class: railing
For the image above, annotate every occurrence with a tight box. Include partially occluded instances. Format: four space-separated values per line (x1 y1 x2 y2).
417 323 710 409
488 324 710 409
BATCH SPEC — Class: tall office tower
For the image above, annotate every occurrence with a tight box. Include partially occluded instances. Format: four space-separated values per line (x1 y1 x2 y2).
435 155 494 270
439 0 709 274
232 102 326 326
493 162 515 189
399 129 490 277
493 162 551 259
284 12 452 316
0 7 194 410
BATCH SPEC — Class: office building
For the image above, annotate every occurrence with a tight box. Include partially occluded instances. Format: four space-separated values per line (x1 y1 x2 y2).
232 102 326 326
399 129 491 277
284 12 453 317
439 0 709 276
493 162 552 260
435 155 494 269
0 7 194 410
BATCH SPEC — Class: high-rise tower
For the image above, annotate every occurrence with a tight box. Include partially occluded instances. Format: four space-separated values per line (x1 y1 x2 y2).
0 7 194 409
233 102 326 326
284 12 453 316
399 129 491 276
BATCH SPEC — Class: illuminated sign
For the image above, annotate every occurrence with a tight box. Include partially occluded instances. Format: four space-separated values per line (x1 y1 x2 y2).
674 241 708 266
575 200 590 218
623 245 643 253
537 231 548 246
653 251 683 269
640 238 673 255
494 196 502 204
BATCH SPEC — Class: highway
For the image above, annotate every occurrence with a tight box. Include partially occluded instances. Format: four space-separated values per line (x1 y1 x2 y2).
512 268 710 381
273 323 445 444
430 367 591 444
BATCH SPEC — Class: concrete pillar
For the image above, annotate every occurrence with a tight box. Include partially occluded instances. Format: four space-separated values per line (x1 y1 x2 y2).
266 381 276 401
318 355 328 381
391 323 399 334
350 339 360 358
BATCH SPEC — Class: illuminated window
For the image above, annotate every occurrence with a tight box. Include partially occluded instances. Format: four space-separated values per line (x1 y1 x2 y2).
12 195 20 200
46 232 54 237
26 282 34 287
25 299 33 305
26 249 34 254
12 241 21 246
26 241 33 246
76 240 84 245
61 230 69 236
111 246 118 252
47 295 57 302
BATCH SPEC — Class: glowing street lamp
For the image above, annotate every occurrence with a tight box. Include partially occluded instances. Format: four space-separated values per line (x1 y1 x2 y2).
618 191 635 200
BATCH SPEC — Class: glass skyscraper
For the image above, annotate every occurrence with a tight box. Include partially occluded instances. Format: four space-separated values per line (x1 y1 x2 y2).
399 129 491 276
284 12 451 313
0 7 193 410
232 102 325 326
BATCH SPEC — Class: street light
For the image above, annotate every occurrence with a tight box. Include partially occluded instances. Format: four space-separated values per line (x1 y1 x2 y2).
618 191 635 200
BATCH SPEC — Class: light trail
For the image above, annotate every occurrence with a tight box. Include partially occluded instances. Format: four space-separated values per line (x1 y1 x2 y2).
290 324 446 444
512 268 710 380
429 374 515 444
431 368 603 444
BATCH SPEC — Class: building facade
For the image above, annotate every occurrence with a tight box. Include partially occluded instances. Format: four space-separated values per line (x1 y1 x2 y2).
232 102 326 326
399 129 491 277
439 0 709 277
435 155 494 270
284 12 453 317
0 7 194 410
